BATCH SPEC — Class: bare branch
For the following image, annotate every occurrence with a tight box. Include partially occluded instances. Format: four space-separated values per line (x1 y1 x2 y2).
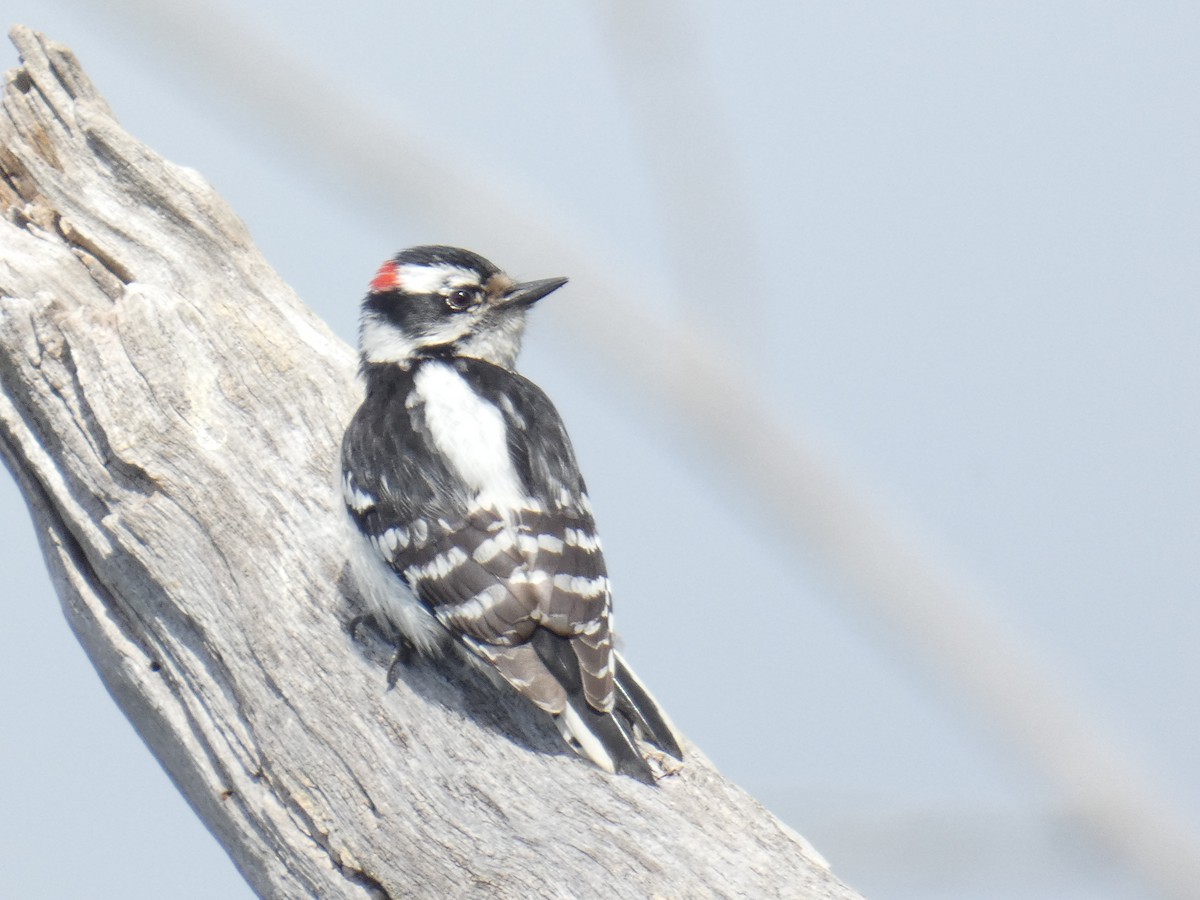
0 27 856 899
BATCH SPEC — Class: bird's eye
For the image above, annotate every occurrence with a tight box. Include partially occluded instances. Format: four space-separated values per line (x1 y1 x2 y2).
446 288 479 311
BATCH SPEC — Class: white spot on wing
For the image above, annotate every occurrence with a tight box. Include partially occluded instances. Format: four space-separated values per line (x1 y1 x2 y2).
563 528 601 552
509 569 549 586
537 534 565 554
371 532 391 562
383 527 401 555
552 574 609 599
343 475 377 513
439 583 510 629
473 530 515 564
407 546 469 582
412 518 429 546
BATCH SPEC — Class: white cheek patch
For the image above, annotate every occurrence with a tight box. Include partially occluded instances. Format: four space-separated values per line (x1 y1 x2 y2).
359 310 474 364
419 316 474 348
359 312 421 364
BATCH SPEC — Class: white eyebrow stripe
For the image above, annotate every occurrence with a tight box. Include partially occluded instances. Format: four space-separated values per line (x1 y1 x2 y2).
395 263 480 294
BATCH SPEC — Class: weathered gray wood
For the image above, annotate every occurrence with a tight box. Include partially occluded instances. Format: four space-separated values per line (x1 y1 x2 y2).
0 26 859 899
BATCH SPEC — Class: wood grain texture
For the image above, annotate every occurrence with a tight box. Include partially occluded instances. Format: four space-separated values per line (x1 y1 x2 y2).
0 26 859 899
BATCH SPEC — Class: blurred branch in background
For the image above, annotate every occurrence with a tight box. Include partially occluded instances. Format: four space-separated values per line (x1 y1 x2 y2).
53 1 1200 896
591 0 763 325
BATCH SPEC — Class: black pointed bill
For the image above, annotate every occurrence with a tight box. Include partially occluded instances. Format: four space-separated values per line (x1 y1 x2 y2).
503 276 568 309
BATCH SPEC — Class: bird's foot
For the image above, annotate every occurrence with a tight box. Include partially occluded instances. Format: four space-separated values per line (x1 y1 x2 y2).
386 638 417 689
345 613 375 640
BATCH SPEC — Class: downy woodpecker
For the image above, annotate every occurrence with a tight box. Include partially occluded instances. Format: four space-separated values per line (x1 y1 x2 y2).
340 245 682 781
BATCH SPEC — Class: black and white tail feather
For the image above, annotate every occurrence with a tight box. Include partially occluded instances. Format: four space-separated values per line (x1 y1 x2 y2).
340 245 682 782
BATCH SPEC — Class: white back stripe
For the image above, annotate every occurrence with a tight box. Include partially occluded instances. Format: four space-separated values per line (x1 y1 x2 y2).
414 362 525 510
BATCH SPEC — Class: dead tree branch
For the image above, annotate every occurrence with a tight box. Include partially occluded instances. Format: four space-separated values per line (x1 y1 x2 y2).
0 27 857 899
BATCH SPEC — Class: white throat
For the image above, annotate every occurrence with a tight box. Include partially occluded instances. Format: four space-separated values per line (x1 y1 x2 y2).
454 312 527 369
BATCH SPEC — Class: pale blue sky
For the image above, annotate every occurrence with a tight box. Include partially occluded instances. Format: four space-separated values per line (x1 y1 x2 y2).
2 3 1197 897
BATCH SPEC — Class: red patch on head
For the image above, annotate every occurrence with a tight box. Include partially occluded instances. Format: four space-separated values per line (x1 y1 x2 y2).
370 261 402 293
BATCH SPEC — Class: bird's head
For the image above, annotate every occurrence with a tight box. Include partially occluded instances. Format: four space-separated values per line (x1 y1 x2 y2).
358 245 567 370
